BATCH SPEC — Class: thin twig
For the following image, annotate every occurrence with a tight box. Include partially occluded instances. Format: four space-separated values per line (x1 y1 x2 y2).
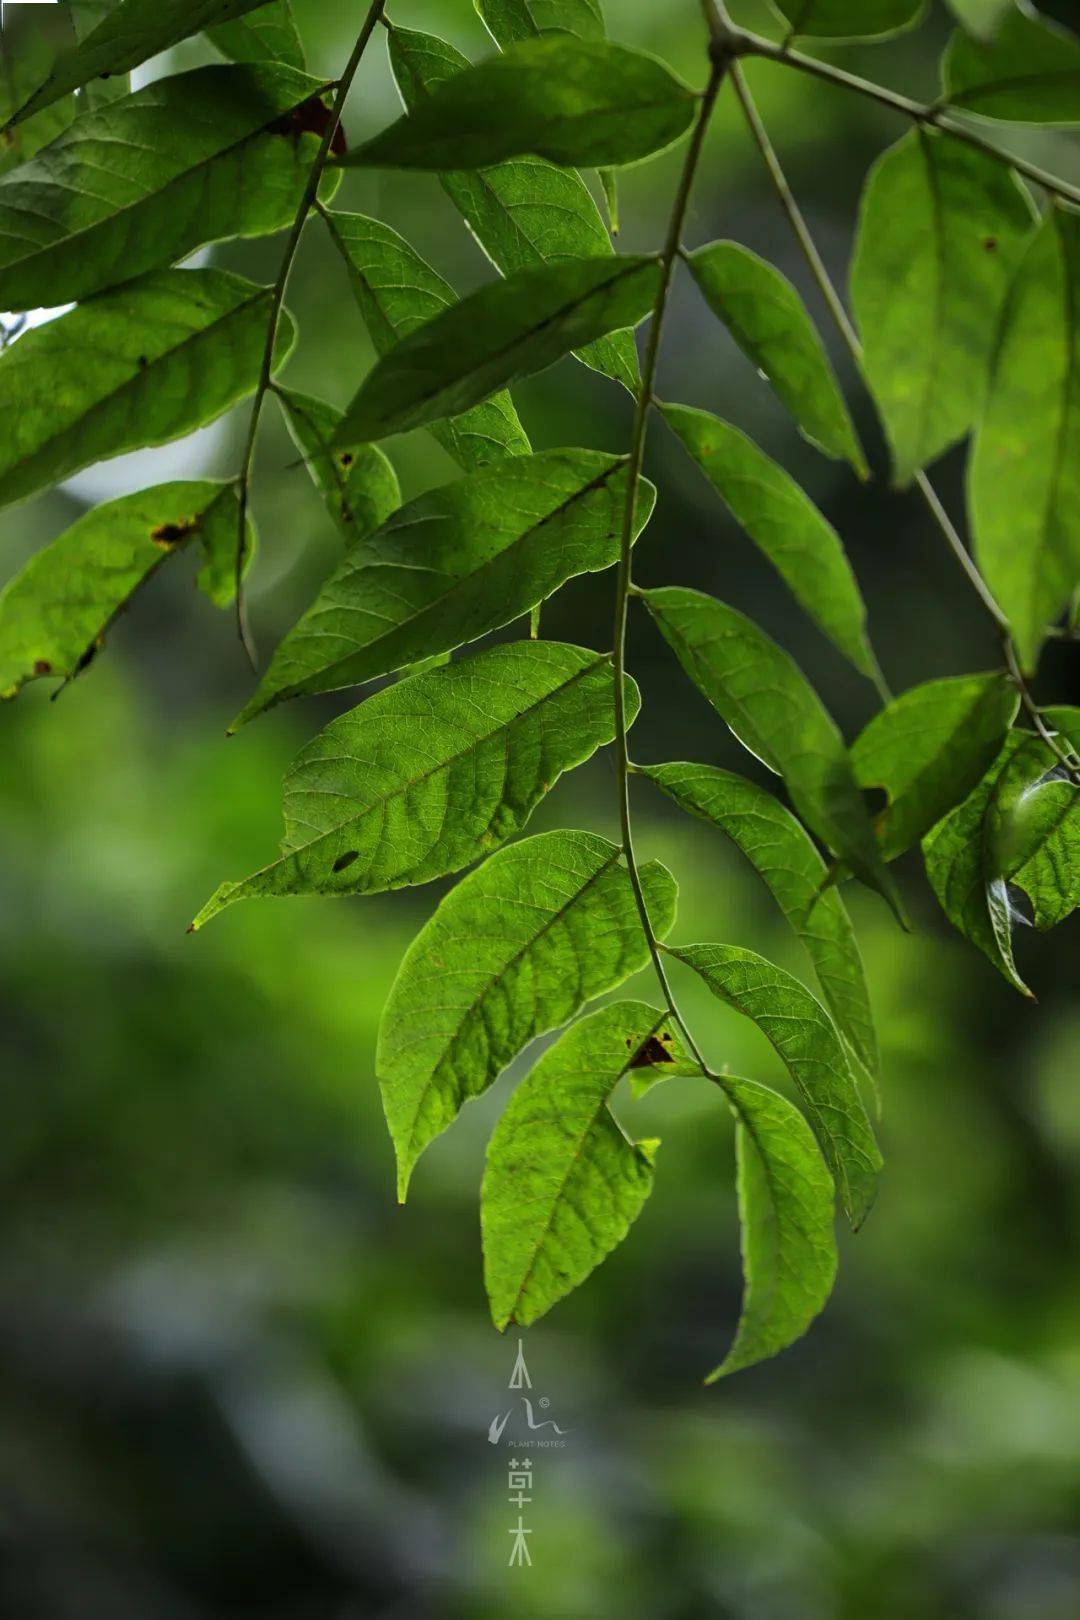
1003 638 1080 786
232 0 387 668
612 53 728 1077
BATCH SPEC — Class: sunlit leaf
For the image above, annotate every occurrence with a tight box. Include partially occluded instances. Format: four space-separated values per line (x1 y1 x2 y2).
943 5 1080 123
671 943 880 1227
687 241 867 476
208 0 305 70
0 482 249 699
343 35 697 171
850 129 1035 485
379 829 678 1199
768 0 925 39
482 1000 685 1330
641 761 878 1079
332 255 660 447
642 587 902 916
0 64 334 311
389 24 639 394
277 389 401 543
710 1073 837 1379
194 641 637 926
970 208 1080 671
0 268 294 514
851 672 1019 858
323 209 531 470
661 401 877 676
943 0 1011 37
236 449 654 725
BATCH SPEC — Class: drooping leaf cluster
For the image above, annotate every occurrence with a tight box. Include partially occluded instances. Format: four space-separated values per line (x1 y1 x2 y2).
1 0 1077 1377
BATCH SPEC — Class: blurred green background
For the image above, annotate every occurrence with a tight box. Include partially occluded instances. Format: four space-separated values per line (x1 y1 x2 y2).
3 2 1080 1615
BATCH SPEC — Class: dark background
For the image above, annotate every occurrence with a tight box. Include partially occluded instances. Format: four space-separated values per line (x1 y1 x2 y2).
3 2 1080 1615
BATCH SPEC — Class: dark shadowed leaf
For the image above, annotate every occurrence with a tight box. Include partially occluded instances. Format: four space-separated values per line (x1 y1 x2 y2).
277 389 400 543
379 829 678 1198
208 0 305 69
0 268 294 514
851 129 1035 485
769 0 924 39
235 449 654 725
943 7 1080 122
0 28 74 176
687 241 867 476
194 641 637 925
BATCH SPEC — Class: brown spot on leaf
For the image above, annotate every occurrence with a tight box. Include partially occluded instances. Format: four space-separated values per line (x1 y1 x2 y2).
152 518 196 548
33 659 53 676
332 850 359 873
339 452 354 467
983 236 998 252
627 1033 676 1068
137 355 148 368
267 96 347 156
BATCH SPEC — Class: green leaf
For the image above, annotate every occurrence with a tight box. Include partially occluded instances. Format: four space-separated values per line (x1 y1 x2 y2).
0 267 294 514
640 762 878 1080
850 129 1035 486
0 28 75 176
0 64 334 311
768 0 925 39
671 943 881 1228
0 481 249 698
710 1073 838 1379
389 25 639 395
943 0 1011 38
641 587 903 917
660 402 878 677
985 718 1080 931
943 6 1080 123
475 0 607 45
323 209 531 470
332 255 660 447
687 242 867 477
277 389 400 544
970 208 1080 671
70 1 131 109
193 641 637 926
345 35 696 172
4 0 278 125
851 673 1019 858
379 829 678 1199
482 1000 684 1330
236 449 654 725
208 0 305 69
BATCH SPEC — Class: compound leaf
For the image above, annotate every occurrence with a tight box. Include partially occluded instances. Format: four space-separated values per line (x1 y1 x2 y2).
0 267 293 514
851 672 1020 858
686 241 867 477
641 761 878 1080
482 999 685 1330
208 0 305 69
194 641 637 925
642 587 902 917
711 1073 838 1379
0 481 249 698
851 129 1035 486
379 829 678 1199
671 942 881 1228
0 64 333 312
277 389 401 543
768 0 924 39
236 449 654 725
333 255 660 447
943 6 1080 123
971 208 1080 671
661 402 877 677
323 209 530 470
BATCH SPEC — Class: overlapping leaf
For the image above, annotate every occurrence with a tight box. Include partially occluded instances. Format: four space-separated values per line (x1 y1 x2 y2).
850 130 1035 485
482 1000 685 1330
671 943 881 1227
388 24 638 393
236 449 654 725
0 481 248 699
379 830 678 1198
70 1 131 109
641 762 878 1079
0 28 74 176
943 6 1080 123
768 0 924 38
194 642 637 926
277 389 400 543
323 209 530 470
661 402 877 676
476 0 607 43
851 673 1019 858
970 208 1080 671
0 268 293 514
343 35 696 171
642 587 902 914
0 64 333 311
208 0 305 69
332 255 659 447
686 241 867 477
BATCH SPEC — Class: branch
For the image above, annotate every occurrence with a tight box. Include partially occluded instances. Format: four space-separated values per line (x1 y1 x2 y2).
232 0 388 667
